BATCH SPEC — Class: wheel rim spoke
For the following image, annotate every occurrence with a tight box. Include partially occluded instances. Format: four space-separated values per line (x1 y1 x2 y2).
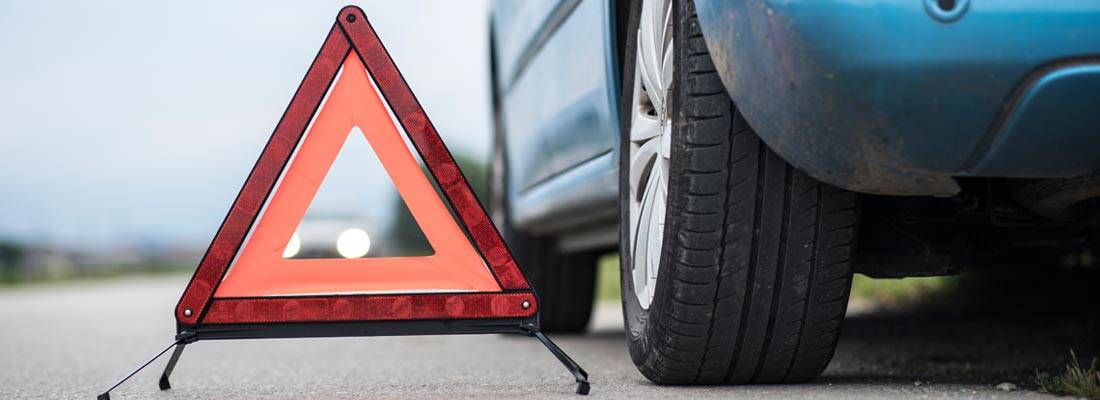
632 175 656 300
628 0 673 310
629 137 660 201
630 110 661 142
638 0 671 115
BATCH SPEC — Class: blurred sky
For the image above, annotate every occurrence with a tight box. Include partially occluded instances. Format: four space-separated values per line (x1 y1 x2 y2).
0 1 492 248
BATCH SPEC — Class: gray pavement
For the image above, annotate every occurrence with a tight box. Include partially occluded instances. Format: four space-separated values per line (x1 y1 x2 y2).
0 275 1069 399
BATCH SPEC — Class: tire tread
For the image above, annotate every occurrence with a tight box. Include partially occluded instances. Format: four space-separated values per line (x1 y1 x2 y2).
627 0 860 385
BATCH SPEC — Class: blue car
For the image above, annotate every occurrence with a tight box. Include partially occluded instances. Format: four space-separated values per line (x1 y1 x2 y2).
489 0 1100 384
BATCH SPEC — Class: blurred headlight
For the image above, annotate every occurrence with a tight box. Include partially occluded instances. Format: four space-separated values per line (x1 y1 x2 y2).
282 232 301 258
336 228 371 258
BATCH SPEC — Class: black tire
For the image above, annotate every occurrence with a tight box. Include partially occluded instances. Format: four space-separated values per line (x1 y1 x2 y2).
502 226 598 333
617 0 861 384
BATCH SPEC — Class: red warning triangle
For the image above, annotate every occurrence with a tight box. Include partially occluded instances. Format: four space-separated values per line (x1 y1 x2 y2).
97 10 588 400
175 7 533 326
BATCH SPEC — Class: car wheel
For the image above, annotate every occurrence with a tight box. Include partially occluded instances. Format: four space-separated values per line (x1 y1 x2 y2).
618 0 861 384
501 227 598 333
489 107 598 334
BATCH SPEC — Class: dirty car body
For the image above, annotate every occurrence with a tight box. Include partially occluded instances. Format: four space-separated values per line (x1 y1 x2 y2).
491 0 1100 253
696 0 1100 196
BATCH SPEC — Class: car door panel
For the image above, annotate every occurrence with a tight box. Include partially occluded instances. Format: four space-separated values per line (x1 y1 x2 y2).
500 0 618 195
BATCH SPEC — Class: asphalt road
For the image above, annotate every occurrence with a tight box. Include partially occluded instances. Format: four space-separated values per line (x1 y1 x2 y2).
0 275 1086 399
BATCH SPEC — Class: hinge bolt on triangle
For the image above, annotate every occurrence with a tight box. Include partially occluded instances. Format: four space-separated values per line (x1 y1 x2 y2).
521 300 531 309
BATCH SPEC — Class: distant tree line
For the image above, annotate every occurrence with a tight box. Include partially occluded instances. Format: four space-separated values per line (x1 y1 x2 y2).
388 153 488 255
0 241 25 283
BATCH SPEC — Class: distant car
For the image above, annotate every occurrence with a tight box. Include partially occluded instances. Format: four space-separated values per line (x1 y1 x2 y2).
283 215 374 259
489 0 1100 385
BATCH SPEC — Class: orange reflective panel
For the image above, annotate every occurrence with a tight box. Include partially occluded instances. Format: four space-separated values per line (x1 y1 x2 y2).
213 53 500 297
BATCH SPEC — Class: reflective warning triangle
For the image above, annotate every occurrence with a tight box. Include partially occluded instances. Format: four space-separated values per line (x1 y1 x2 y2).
175 7 533 327
97 8 589 399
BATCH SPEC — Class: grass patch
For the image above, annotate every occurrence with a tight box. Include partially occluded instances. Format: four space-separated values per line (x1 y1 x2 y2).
849 274 952 307
1036 351 1100 399
596 254 621 302
595 254 955 308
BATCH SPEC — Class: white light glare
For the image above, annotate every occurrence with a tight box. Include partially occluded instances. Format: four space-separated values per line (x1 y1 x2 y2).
282 232 302 258
336 228 371 259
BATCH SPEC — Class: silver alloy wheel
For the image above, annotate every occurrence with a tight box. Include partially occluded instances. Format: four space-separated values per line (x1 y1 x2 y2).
628 0 673 310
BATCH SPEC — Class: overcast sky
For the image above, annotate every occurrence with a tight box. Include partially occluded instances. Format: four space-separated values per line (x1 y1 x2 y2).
0 1 492 247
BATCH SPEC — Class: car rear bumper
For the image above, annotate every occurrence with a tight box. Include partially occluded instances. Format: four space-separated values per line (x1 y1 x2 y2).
694 0 1100 195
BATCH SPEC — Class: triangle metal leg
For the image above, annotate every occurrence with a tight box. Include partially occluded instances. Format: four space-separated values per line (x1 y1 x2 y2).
158 343 187 390
96 340 182 400
525 325 590 395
